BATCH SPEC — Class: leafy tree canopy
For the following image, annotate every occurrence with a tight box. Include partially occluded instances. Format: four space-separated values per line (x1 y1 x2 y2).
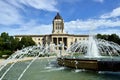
96 34 120 45
0 32 35 58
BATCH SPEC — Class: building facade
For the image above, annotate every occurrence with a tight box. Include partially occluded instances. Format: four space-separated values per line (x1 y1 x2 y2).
15 13 88 49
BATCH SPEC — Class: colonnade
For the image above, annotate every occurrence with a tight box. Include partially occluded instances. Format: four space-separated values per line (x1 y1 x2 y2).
52 37 67 50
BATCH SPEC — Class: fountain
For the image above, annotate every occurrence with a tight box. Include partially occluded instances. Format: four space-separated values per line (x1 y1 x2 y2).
0 44 59 80
0 35 120 80
57 34 120 71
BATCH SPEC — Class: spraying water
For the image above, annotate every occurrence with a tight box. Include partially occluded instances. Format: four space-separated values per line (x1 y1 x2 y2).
67 35 120 57
0 36 120 79
86 35 100 57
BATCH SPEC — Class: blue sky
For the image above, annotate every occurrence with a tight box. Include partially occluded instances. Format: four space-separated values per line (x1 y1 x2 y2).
0 0 120 36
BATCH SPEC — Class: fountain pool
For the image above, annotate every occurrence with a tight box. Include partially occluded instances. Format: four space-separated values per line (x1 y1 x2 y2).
57 35 120 71
0 58 120 80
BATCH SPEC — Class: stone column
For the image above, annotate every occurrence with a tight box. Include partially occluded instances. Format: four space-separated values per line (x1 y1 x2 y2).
51 37 53 44
62 37 64 51
57 37 58 50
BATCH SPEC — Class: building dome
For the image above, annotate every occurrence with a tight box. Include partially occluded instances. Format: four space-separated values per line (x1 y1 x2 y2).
54 13 62 20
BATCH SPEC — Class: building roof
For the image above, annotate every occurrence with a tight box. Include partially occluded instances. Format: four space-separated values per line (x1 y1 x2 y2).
15 34 89 37
54 12 62 20
15 35 45 37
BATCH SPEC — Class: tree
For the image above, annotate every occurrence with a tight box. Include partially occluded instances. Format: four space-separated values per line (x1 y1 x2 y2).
1 32 9 41
96 34 102 39
108 34 119 44
0 32 13 57
96 34 108 40
0 32 36 57
18 36 35 49
1 32 11 50
0 37 4 50
9 37 20 51
13 38 20 50
96 34 120 45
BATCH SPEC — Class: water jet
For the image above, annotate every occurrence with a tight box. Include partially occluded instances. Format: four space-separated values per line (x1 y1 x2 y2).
57 35 120 71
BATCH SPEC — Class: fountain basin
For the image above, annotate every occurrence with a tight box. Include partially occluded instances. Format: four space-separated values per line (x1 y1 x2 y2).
57 57 120 71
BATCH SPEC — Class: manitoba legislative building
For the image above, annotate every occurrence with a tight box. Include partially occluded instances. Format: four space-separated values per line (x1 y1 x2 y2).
15 13 88 50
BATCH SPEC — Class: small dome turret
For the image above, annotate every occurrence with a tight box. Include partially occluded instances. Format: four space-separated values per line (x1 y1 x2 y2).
54 12 62 20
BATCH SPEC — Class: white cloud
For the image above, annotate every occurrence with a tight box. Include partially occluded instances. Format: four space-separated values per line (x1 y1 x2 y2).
0 0 119 37
11 0 58 12
101 7 120 18
93 0 104 3
16 20 52 35
0 20 52 35
19 0 58 11
3 18 119 36
64 19 120 36
0 0 58 26
59 0 79 3
96 29 120 36
92 29 120 37
65 19 120 30
6 0 24 9
0 0 23 25
15 24 52 35
1 18 120 37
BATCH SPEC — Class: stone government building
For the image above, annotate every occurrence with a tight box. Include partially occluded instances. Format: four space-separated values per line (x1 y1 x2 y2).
15 13 88 49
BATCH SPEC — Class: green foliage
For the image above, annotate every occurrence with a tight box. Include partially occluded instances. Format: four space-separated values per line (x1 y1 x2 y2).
0 37 4 50
0 50 12 58
18 36 36 48
96 34 120 45
0 32 35 58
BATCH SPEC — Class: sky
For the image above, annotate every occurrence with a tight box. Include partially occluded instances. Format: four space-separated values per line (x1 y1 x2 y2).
0 0 120 36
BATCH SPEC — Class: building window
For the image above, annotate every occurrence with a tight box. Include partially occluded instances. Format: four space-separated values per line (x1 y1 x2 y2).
87 38 89 40
56 23 58 27
38 38 40 40
56 26 58 30
60 26 62 30
83 38 85 40
75 38 77 42
38 42 41 45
